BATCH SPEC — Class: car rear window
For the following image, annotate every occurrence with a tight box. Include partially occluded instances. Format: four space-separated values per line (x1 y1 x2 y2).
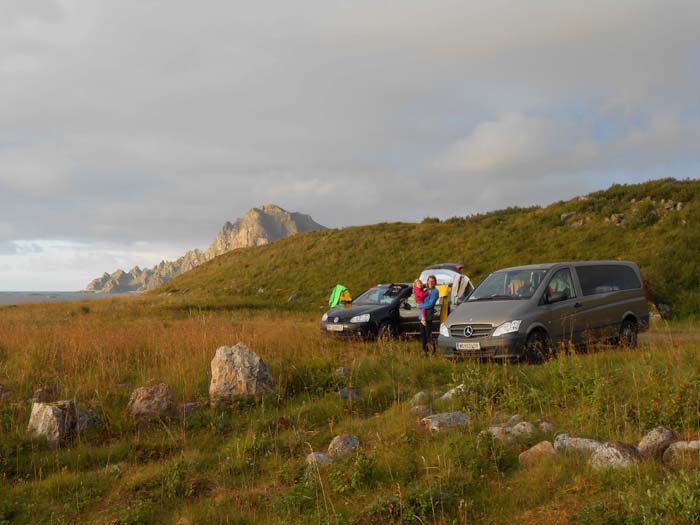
575 265 641 296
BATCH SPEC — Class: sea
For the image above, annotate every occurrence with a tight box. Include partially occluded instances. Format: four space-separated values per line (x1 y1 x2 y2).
0 291 132 305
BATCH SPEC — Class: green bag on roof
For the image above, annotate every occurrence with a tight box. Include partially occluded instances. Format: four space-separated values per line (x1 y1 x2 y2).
329 284 348 308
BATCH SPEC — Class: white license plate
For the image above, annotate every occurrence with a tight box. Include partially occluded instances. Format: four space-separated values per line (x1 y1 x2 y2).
456 342 480 351
326 324 344 332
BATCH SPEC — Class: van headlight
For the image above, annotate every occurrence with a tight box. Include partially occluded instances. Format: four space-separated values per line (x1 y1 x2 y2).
350 314 370 323
492 320 522 337
439 323 450 337
321 313 328 322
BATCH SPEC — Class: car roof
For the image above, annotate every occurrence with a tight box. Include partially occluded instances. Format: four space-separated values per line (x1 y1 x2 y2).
496 260 638 272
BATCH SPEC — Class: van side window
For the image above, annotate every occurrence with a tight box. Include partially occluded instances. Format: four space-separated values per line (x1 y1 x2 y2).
545 268 576 301
575 265 642 296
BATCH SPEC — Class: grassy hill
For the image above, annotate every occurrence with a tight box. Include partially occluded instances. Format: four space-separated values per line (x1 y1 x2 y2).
159 178 700 318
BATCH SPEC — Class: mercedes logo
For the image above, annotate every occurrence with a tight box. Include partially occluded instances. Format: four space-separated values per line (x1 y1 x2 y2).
334 317 339 323
463 325 474 338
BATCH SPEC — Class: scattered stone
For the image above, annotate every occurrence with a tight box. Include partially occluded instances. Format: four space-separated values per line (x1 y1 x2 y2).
610 213 625 226
421 411 468 432
127 383 177 423
77 408 99 432
570 219 584 228
32 384 58 403
306 452 333 466
409 391 430 407
638 426 678 459
337 389 359 401
676 202 684 211
505 414 524 427
334 366 351 379
590 441 640 470
440 384 468 401
663 440 700 465
553 434 603 455
486 426 516 447
536 419 555 434
209 343 274 406
288 294 299 303
519 441 557 467
560 212 577 222
510 421 538 442
27 400 77 448
662 199 676 210
257 287 265 294
328 434 360 459
409 405 433 418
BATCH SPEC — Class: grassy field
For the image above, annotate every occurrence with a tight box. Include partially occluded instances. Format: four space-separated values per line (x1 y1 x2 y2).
2 296 700 524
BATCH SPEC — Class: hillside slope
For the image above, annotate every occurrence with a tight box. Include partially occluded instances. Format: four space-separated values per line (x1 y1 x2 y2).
86 204 325 292
158 178 700 317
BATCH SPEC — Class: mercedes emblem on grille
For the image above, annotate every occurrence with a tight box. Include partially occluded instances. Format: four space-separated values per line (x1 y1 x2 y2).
463 325 474 338
334 317 339 323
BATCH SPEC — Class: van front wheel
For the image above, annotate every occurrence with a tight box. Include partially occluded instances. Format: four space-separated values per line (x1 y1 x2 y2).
619 319 638 348
524 330 549 364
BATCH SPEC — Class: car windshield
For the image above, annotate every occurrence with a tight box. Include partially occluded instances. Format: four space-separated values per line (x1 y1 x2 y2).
469 269 548 301
353 284 406 305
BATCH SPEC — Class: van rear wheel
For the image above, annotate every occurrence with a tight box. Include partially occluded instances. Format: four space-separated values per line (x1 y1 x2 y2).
524 330 549 364
619 319 638 348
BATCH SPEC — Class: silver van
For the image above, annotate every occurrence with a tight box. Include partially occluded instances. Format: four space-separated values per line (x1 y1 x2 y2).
438 261 649 362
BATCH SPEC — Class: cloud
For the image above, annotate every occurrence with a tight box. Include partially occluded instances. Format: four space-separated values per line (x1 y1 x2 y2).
0 1 699 287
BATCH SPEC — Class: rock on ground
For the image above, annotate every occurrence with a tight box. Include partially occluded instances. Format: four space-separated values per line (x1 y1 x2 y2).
440 384 468 401
209 343 274 406
510 421 538 442
554 434 603 455
519 441 557 467
590 441 640 470
127 383 177 423
77 408 99 432
328 434 360 459
486 426 516 447
536 420 555 434
27 400 77 448
421 411 468 432
663 440 700 465
409 391 430 407
637 426 678 459
306 452 333 466
409 405 433 418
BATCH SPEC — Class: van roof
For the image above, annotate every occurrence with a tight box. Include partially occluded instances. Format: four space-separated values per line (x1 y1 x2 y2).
497 260 638 272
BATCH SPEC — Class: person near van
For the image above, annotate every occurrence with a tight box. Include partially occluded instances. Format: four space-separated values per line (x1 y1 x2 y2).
419 275 439 355
413 279 428 321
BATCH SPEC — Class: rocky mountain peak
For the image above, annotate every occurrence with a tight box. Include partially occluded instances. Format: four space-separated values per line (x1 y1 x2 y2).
85 205 326 293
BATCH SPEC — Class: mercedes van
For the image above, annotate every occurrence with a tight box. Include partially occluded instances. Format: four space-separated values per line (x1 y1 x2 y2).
438 261 649 362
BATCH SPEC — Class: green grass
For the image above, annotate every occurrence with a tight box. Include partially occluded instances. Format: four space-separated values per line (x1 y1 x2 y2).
2 297 700 523
157 177 700 318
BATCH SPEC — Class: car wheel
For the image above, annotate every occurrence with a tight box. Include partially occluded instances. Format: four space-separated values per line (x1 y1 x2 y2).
524 330 549 364
377 321 396 342
619 319 638 348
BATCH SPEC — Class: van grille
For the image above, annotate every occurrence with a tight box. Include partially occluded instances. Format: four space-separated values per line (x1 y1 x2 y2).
449 323 493 339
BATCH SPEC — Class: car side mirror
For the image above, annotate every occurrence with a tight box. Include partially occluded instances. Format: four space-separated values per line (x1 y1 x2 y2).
402 302 412 310
547 291 568 304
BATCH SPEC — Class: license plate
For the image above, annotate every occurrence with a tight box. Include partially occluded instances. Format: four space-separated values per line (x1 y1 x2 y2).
456 342 480 351
326 324 344 332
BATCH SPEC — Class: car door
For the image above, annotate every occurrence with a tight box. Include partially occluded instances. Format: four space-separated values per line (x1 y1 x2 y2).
398 293 421 335
538 267 578 349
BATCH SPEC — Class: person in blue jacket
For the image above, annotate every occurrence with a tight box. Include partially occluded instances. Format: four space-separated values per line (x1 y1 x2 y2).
419 275 439 355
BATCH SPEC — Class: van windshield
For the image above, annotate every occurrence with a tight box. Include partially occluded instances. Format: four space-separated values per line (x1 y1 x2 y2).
469 269 548 301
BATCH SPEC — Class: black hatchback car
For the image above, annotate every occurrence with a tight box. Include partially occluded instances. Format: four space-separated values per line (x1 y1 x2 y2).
320 283 442 339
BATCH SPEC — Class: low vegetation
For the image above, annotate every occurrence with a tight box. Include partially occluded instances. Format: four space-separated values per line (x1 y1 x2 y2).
159 177 700 318
1 298 700 523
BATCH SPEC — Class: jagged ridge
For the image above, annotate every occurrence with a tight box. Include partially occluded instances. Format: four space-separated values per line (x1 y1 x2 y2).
85 204 326 293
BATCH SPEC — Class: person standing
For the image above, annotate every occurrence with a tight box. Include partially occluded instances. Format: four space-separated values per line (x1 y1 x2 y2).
419 275 439 355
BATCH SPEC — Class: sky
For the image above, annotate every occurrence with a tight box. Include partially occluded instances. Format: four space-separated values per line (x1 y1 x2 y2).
1 0 699 290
